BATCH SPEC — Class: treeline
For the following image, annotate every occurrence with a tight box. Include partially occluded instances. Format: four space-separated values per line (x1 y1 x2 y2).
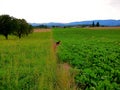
33 22 101 28
0 15 33 39
34 25 48 28
92 21 100 27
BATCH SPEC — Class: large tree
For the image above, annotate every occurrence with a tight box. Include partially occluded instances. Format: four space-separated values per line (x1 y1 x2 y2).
0 15 15 39
0 14 33 39
13 19 33 38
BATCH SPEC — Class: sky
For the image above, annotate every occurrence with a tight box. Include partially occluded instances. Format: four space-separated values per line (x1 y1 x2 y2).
0 0 120 23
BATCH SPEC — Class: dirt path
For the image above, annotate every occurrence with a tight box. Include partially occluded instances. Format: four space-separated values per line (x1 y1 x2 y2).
53 39 77 89
34 28 77 89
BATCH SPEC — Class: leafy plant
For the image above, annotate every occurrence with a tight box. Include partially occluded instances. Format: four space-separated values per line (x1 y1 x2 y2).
53 27 120 90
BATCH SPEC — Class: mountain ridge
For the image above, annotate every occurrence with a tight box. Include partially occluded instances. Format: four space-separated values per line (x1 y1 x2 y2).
30 19 120 27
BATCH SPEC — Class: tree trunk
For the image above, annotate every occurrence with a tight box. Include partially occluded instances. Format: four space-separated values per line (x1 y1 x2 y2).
19 34 21 39
5 34 8 40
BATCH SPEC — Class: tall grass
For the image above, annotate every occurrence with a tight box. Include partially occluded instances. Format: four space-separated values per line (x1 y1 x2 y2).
0 30 76 90
0 32 53 90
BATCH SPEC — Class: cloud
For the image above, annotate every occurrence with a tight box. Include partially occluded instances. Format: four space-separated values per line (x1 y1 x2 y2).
0 0 120 23
109 0 120 9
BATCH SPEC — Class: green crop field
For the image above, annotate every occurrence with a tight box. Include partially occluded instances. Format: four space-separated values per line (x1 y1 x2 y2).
1 27 120 90
0 30 75 90
53 27 120 90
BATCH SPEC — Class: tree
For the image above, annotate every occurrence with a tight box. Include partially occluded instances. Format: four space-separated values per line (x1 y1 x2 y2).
0 14 33 39
36 24 48 28
0 15 15 39
25 25 33 36
96 22 100 27
92 21 95 27
13 19 33 38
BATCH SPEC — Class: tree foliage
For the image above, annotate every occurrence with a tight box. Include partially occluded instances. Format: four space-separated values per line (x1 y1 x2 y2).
96 22 100 27
0 15 14 39
13 19 33 38
92 21 95 27
0 14 33 39
35 24 48 28
91 21 100 27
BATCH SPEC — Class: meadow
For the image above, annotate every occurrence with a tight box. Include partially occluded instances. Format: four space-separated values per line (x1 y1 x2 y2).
53 27 120 90
0 30 75 90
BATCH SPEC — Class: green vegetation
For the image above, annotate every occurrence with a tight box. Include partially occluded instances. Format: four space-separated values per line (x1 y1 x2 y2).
0 30 76 90
1 27 120 90
0 15 33 39
53 28 120 90
92 21 100 27
0 32 54 90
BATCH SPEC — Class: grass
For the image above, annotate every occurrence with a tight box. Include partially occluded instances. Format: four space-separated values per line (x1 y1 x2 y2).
0 32 53 90
0 30 76 90
2 27 119 90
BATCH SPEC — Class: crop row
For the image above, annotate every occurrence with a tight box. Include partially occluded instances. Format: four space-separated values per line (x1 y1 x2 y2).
53 28 120 90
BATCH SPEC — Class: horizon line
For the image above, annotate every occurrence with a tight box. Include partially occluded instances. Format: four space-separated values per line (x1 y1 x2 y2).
29 19 120 23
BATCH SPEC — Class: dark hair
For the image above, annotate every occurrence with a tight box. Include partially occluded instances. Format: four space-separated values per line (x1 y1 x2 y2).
56 41 61 45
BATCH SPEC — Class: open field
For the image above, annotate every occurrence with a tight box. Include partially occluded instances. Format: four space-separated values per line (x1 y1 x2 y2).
0 30 76 90
1 27 120 90
87 26 120 30
53 27 120 90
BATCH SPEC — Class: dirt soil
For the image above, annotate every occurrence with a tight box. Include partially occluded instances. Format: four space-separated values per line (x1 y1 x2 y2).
34 29 51 32
61 63 71 71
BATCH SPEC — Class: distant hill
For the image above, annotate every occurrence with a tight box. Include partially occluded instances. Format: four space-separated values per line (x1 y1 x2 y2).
30 20 120 27
30 22 65 27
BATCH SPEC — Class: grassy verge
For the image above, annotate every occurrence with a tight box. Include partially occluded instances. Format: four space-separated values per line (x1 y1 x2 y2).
0 30 76 90
0 32 54 90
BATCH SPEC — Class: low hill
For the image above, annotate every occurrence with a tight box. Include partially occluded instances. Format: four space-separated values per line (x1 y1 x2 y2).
30 19 120 27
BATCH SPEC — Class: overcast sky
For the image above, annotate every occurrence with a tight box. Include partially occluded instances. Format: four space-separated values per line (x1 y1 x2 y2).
0 0 120 23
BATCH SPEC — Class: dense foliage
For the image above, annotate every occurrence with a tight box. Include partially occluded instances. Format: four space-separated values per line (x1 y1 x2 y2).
0 15 33 39
53 28 120 90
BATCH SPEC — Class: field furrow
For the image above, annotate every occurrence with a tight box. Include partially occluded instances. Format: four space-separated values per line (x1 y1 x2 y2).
53 27 120 90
